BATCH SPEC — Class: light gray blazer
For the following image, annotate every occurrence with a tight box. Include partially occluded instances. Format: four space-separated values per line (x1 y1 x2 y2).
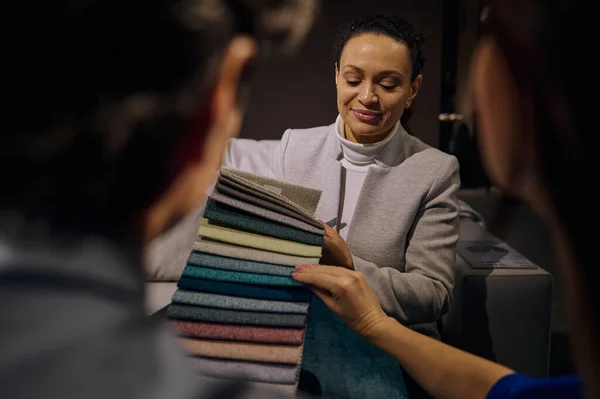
270 123 460 334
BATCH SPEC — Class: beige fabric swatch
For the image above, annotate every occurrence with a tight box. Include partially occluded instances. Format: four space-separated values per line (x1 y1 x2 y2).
193 238 320 266
182 338 303 365
198 219 322 258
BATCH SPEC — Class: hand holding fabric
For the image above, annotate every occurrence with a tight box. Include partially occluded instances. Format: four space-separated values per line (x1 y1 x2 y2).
292 265 389 339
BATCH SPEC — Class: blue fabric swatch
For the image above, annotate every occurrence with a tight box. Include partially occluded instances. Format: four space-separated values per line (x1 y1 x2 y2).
177 276 313 302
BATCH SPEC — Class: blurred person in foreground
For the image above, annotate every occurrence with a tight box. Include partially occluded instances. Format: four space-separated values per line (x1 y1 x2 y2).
0 1 316 398
293 0 598 398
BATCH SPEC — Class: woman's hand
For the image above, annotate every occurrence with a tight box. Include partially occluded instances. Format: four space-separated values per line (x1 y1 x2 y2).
292 265 389 339
319 221 354 270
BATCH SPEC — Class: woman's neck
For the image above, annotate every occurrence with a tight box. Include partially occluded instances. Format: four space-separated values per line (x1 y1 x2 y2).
344 124 393 144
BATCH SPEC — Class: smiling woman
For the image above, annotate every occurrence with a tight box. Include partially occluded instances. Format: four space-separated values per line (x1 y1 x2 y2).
334 24 423 143
232 14 461 340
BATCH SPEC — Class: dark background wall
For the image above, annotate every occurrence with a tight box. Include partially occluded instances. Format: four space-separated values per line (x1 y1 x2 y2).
239 0 443 147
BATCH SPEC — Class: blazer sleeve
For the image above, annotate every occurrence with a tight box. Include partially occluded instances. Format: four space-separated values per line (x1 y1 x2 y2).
269 129 292 180
222 138 281 178
353 157 460 325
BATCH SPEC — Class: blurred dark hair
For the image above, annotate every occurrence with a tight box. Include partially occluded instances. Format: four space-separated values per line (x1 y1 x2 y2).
0 0 316 232
333 14 425 129
484 0 600 393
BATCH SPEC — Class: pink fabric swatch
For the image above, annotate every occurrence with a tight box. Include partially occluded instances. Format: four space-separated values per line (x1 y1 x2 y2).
170 320 305 345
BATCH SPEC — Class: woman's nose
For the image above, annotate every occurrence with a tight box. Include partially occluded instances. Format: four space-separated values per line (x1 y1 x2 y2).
359 84 378 105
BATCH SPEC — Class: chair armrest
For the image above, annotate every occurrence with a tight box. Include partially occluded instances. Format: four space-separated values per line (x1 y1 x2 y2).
442 219 553 377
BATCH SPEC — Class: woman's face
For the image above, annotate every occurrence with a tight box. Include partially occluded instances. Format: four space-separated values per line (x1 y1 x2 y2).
336 34 422 142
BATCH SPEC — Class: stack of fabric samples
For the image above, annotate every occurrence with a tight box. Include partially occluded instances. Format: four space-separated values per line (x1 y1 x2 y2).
167 167 324 397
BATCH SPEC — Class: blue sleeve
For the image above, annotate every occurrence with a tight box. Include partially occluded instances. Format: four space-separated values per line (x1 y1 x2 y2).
486 373 583 399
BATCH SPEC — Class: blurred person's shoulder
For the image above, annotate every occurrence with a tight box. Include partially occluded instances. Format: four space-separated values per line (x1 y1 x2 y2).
0 224 309 399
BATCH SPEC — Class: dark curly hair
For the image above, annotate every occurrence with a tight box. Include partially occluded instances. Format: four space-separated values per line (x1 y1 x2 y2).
333 14 426 82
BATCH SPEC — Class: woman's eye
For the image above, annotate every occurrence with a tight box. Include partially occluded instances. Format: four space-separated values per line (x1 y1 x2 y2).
346 80 361 87
380 84 398 91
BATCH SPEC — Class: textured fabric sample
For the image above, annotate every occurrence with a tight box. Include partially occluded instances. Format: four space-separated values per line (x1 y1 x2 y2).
190 357 299 385
244 381 297 398
206 197 324 243
188 251 294 277
181 338 302 364
299 297 409 399
198 218 322 258
170 320 306 345
201 378 297 398
216 182 322 229
220 168 321 218
177 276 312 302
218 175 318 228
182 265 303 288
167 304 306 328
172 289 309 314
204 198 324 246
193 238 320 267
210 190 324 236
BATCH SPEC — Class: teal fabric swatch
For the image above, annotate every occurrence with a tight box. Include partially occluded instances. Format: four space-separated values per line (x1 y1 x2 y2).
188 252 294 277
299 297 409 399
204 199 324 246
172 289 309 314
177 277 312 302
183 265 304 288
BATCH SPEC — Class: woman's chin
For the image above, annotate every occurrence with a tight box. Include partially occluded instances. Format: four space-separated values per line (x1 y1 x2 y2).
348 125 386 138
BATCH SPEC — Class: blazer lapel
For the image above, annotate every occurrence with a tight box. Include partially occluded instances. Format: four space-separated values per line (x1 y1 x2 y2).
345 167 390 250
345 126 407 249
315 126 343 226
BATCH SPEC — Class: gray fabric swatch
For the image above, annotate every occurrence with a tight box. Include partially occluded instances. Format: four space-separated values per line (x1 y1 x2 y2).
191 357 298 385
167 304 307 328
216 181 323 230
218 174 314 223
223 168 322 215
203 377 298 398
188 251 295 277
220 167 321 218
193 238 320 267
210 191 324 236
172 289 309 314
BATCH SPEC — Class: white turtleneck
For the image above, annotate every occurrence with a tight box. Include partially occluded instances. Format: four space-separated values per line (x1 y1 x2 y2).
335 115 398 239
